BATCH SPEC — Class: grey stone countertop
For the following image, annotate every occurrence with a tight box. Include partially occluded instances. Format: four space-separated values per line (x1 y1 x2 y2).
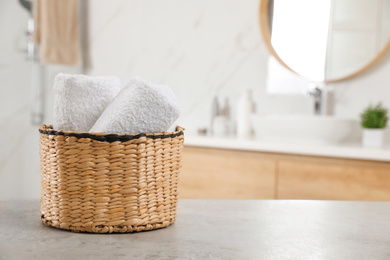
1 199 390 260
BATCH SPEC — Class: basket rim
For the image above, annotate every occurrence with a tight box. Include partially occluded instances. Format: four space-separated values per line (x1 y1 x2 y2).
39 124 184 143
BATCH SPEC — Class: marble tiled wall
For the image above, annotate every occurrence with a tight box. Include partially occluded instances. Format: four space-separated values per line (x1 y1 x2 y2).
2 0 390 199
86 0 314 134
87 0 390 135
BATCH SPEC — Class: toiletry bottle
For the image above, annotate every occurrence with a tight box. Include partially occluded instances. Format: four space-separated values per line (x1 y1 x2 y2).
224 97 231 136
210 96 219 136
212 97 230 137
237 89 254 138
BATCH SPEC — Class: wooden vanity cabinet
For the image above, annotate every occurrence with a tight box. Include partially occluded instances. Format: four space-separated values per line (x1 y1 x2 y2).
179 146 276 199
180 146 390 200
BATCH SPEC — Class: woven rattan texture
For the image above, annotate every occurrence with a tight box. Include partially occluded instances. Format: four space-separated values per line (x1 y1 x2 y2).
39 125 184 233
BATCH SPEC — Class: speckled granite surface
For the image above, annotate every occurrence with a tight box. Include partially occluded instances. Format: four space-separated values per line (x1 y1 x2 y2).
1 199 390 259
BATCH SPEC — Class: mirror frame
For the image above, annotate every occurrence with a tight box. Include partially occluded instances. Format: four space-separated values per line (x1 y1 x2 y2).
259 0 390 83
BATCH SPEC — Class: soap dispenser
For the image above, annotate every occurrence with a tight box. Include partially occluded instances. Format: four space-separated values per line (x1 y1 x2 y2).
236 89 254 138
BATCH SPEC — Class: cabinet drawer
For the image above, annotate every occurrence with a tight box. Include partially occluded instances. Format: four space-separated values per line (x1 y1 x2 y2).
278 160 390 200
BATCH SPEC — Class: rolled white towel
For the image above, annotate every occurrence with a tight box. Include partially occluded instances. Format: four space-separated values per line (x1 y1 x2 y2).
53 73 121 132
167 123 178 132
90 77 180 134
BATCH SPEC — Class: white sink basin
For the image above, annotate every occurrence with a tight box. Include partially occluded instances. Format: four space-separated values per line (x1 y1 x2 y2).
251 115 359 145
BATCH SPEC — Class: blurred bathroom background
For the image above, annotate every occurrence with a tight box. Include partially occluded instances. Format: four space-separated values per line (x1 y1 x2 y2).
1 0 390 200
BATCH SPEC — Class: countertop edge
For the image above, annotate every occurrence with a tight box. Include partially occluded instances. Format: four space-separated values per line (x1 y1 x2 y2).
184 136 390 162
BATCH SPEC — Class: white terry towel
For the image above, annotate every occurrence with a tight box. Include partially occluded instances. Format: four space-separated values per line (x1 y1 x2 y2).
53 73 121 132
90 77 181 134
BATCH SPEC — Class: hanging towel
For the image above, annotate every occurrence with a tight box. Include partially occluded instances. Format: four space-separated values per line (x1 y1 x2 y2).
90 77 181 134
53 73 121 132
33 0 81 65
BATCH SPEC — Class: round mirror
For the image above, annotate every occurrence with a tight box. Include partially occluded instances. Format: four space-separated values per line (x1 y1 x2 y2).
259 0 390 82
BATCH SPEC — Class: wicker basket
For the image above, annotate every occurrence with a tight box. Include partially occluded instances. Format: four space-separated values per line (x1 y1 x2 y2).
39 125 184 233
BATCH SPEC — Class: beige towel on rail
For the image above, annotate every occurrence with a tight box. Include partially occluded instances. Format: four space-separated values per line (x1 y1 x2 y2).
33 0 81 66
